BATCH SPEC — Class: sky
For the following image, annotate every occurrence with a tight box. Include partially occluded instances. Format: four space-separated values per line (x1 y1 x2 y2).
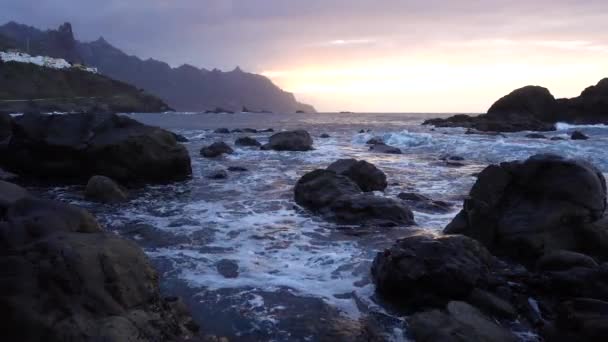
1 0 608 112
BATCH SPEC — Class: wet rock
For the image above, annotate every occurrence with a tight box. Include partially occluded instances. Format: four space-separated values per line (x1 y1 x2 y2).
371 233 494 308
294 170 362 211
242 128 258 133
85 175 128 203
551 136 566 141
2 113 192 184
467 288 518 320
235 136 261 147
227 166 248 172
359 129 366 133
536 250 598 272
408 301 517 342
207 170 228 179
216 259 239 278
571 130 590 140
172 132 189 142
397 192 452 213
200 141 234 158
444 154 607 263
0 195 199 342
327 159 387 192
424 113 555 132
465 129 507 137
320 133 331 138
369 143 402 154
329 193 414 227
294 169 413 227
366 137 384 145
554 298 608 342
214 128 230 134
261 130 313 151
0 180 29 211
526 133 548 139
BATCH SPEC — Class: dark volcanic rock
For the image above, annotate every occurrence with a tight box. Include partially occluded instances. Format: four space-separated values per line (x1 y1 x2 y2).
0 194 198 341
227 166 248 172
487 86 559 121
0 112 12 148
571 130 590 140
327 159 388 192
262 130 313 151
1 113 191 184
371 233 494 308
444 154 607 263
558 78 608 124
320 133 331 138
554 298 608 341
214 128 230 134
294 169 413 227
171 132 189 142
216 259 239 278
200 141 234 158
369 143 402 154
408 301 517 342
0 180 28 210
235 136 262 147
85 175 128 203
397 192 452 213
424 114 555 132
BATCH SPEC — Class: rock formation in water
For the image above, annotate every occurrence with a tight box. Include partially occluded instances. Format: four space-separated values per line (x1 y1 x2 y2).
0 181 200 341
0 21 316 114
0 113 191 184
372 154 608 341
424 78 608 132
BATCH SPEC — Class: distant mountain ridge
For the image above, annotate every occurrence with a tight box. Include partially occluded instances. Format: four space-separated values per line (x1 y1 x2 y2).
0 21 316 113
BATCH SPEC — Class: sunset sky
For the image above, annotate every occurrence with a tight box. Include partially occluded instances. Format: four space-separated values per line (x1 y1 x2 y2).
2 0 608 112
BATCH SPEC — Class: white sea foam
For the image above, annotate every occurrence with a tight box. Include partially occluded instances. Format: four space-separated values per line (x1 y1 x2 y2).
556 122 608 130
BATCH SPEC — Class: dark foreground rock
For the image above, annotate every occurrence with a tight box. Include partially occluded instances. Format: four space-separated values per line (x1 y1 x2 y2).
373 154 608 342
371 233 494 309
408 301 517 342
261 130 313 151
0 113 192 184
294 169 413 227
0 188 199 341
327 159 387 192
444 154 607 263
85 175 128 203
200 141 234 158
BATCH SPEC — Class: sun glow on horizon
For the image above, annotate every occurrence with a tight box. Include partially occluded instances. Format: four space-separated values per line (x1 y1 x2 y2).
261 39 608 113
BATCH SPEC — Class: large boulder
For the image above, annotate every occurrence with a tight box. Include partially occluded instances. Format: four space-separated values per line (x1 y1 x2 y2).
0 195 198 341
327 159 387 192
1 113 192 184
262 130 313 151
0 180 28 211
235 136 261 147
369 143 402 154
371 233 494 308
444 154 607 263
85 175 128 203
294 169 414 227
558 78 608 124
408 301 517 342
486 86 559 122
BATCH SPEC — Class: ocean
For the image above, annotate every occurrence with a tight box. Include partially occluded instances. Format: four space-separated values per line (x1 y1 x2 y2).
38 112 608 341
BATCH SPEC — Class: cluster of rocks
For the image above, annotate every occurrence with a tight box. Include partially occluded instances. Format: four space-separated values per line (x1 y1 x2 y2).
294 159 414 227
424 78 608 132
200 129 315 158
0 180 200 341
371 154 608 341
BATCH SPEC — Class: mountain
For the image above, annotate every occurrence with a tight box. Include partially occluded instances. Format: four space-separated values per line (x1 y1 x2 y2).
0 58 171 114
0 22 316 113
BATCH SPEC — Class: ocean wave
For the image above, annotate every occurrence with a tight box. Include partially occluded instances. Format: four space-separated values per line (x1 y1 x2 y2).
556 122 608 130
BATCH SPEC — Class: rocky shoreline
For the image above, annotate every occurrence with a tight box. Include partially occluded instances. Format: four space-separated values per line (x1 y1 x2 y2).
424 78 608 132
3 112 608 341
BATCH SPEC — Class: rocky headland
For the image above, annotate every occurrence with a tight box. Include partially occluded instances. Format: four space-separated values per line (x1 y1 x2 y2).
424 78 608 132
